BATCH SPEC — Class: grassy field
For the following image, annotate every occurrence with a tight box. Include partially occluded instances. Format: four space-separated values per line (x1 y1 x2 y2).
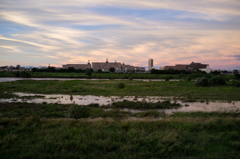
0 102 168 119
1 78 240 158
0 71 183 79
0 80 239 100
0 114 240 158
0 71 236 80
1 101 240 158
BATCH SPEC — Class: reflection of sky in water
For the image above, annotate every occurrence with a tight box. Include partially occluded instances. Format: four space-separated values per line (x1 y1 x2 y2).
0 78 180 82
0 92 239 114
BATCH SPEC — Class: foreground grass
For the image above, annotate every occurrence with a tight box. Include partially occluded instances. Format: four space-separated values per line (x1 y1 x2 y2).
0 80 240 100
0 117 240 158
0 102 166 118
0 72 183 79
1 102 240 119
1 102 240 158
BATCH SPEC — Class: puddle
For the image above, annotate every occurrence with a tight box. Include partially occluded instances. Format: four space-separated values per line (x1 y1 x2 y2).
0 92 239 114
0 77 180 82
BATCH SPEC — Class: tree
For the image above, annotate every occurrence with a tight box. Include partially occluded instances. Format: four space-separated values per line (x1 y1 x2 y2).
47 66 56 72
233 69 239 75
21 71 31 78
212 71 220 75
150 68 156 74
32 68 37 72
109 67 115 73
98 69 103 73
67 67 75 72
85 69 92 77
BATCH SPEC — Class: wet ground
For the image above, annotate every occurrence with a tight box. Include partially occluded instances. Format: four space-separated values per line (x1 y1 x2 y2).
0 77 180 82
1 92 239 114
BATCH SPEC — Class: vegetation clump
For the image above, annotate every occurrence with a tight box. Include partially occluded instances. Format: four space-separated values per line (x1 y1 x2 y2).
194 76 210 87
210 75 226 85
233 80 240 87
109 67 115 73
117 82 125 89
14 71 31 78
85 69 92 77
165 76 169 81
111 100 181 109
67 105 90 119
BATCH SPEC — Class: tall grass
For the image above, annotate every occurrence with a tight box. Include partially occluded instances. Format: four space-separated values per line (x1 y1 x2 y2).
0 117 240 158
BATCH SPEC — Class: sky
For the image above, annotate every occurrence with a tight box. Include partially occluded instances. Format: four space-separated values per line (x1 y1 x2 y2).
0 0 240 69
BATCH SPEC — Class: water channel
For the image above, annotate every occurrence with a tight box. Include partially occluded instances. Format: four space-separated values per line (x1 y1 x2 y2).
0 77 180 82
1 92 239 114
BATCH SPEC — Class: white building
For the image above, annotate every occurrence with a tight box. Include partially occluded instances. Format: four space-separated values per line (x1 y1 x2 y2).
199 65 211 73
148 59 153 70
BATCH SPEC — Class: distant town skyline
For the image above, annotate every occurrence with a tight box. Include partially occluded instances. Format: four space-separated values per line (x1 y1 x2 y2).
0 0 240 70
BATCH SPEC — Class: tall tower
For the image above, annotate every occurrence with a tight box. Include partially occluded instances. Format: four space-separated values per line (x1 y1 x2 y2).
148 59 153 70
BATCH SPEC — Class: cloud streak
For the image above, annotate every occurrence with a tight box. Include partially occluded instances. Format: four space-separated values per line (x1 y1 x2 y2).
0 0 240 69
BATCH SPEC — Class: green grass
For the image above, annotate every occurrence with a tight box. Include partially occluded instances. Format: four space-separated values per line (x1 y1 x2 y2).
109 100 181 109
0 117 240 158
1 102 240 158
0 102 167 119
0 71 183 79
0 80 239 100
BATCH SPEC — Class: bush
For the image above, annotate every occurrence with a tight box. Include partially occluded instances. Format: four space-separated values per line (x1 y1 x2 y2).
117 82 125 89
97 69 103 73
109 67 115 73
233 80 240 87
165 76 169 81
185 76 192 81
210 75 226 85
20 71 31 78
85 69 92 77
235 74 240 80
67 105 90 119
14 71 21 77
194 76 210 87
129 76 133 80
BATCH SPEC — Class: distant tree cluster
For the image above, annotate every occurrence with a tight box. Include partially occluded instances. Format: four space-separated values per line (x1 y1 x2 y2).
150 68 191 74
32 67 93 73
14 71 31 78
109 67 115 73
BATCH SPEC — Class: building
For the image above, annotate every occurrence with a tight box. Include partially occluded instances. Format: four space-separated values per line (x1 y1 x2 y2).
92 59 122 71
148 59 153 70
163 62 210 72
62 59 145 72
62 60 91 70
91 59 145 72
199 65 210 73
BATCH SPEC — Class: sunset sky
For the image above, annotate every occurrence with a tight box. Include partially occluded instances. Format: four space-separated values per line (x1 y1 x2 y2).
0 0 240 69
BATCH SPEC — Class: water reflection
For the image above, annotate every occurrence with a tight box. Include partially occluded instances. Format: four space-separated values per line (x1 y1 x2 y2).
0 92 239 114
0 77 180 82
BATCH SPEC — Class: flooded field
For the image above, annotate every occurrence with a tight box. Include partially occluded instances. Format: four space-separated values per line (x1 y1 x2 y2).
0 77 180 82
1 92 239 114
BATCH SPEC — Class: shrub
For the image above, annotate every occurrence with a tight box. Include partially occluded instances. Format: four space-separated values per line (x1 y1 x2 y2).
67 105 90 119
20 71 31 78
235 74 240 80
109 67 115 73
211 75 226 85
117 82 125 89
85 69 92 77
185 76 192 81
14 71 21 77
233 80 240 87
165 76 169 81
97 69 103 73
129 76 133 80
194 76 210 87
